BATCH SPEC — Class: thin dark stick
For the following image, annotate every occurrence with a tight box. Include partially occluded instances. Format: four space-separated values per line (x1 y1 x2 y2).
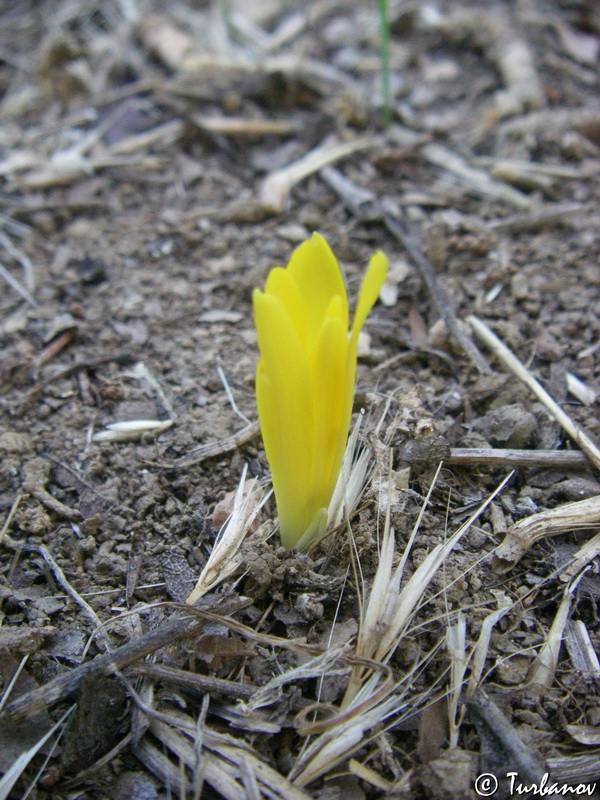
128 662 255 700
169 420 260 469
383 214 491 374
319 166 491 375
1 613 204 722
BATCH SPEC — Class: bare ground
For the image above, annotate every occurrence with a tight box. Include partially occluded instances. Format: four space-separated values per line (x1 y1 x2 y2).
0 1 599 798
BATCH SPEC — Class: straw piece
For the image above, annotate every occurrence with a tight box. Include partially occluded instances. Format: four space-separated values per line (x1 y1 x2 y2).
260 136 376 212
527 581 575 690
493 495 600 573
186 466 268 604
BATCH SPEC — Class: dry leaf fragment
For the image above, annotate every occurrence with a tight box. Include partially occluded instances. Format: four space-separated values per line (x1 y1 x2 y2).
564 619 600 680
565 725 600 746
93 419 173 442
493 495 600 573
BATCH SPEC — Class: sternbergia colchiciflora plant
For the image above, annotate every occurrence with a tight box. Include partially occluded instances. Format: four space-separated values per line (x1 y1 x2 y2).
253 232 387 549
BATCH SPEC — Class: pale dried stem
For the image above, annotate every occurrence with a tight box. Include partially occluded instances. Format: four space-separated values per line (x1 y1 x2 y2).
422 144 533 209
527 580 576 689
466 595 512 698
32 543 112 652
143 706 314 800
260 136 376 212
0 707 73 798
447 447 588 469
186 466 269 604
446 612 467 748
560 530 600 583
564 620 600 681
172 420 260 469
0 229 35 291
493 495 600 573
0 260 38 307
0 493 22 545
344 466 513 709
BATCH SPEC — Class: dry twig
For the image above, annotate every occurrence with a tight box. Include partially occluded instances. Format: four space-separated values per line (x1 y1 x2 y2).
469 314 600 471
446 447 588 469
493 495 600 573
171 420 260 469
260 136 377 213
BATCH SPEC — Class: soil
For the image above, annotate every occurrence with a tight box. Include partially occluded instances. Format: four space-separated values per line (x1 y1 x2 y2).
1 1 599 799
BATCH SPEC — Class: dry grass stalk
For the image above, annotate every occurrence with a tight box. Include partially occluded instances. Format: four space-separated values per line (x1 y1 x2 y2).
547 752 600 788
285 469 513 787
424 594 515 748
446 447 588 469
527 576 581 690
0 493 22 546
348 758 396 793
240 646 351 715
0 229 35 291
186 466 269 604
0 261 38 308
468 314 600 471
172 420 260 469
344 466 513 705
559 529 600 583
325 411 373 535
106 120 184 155
466 594 512 698
491 158 588 182
346 460 442 696
0 707 72 799
493 495 600 573
446 612 467 748
564 620 600 681
16 153 165 190
32 542 112 653
137 705 314 800
488 202 585 233
566 371 598 405
260 136 376 212
422 143 533 209
289 690 410 787
192 114 295 137
0 655 29 717
468 690 548 785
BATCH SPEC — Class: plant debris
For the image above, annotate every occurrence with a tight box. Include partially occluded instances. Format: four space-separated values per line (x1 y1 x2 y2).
1 1 600 798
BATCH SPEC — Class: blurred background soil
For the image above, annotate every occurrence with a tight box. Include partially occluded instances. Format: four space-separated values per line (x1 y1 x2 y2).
0 1 599 798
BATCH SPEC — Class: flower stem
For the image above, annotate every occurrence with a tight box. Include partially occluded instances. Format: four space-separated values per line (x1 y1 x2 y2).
378 0 392 127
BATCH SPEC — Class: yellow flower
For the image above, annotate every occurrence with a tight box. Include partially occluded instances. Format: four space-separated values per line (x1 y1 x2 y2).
253 232 388 549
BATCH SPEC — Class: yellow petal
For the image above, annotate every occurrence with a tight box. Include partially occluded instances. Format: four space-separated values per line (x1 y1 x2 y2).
254 237 388 550
345 250 388 420
287 232 348 345
264 266 309 349
307 296 348 512
350 250 388 345
253 289 315 545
